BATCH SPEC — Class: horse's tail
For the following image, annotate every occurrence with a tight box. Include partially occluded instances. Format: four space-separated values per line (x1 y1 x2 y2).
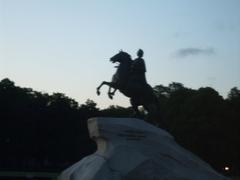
145 85 168 128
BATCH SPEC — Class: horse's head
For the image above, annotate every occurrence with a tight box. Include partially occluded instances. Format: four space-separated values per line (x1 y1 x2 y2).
110 50 132 64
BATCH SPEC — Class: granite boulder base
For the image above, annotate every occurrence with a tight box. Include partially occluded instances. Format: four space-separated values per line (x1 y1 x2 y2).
59 117 229 180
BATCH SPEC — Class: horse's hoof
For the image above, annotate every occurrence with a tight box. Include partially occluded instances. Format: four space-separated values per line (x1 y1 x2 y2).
97 90 100 95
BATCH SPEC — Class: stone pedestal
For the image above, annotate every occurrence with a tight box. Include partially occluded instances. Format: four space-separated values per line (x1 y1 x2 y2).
59 117 229 180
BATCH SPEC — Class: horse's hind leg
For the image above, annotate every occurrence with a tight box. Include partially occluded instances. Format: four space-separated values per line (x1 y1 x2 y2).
130 98 141 118
144 103 158 124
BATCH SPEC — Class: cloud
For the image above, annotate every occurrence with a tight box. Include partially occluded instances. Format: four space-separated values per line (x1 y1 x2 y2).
175 47 215 58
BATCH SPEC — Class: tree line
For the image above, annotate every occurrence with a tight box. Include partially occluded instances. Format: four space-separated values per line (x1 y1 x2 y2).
0 78 239 175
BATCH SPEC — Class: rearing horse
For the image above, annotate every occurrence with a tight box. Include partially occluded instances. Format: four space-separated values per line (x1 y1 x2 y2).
97 51 161 123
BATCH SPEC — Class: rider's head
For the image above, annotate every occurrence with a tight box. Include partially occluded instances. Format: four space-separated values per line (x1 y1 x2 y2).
137 49 144 58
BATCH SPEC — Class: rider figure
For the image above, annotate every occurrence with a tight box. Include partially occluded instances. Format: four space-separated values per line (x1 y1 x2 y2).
131 49 147 85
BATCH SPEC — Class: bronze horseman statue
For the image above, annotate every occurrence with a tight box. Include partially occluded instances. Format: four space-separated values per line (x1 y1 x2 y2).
97 49 162 125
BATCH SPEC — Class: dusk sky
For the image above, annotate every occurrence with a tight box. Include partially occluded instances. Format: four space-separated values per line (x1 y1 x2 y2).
1 0 240 108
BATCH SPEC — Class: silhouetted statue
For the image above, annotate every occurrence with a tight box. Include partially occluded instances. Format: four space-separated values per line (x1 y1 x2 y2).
97 50 161 124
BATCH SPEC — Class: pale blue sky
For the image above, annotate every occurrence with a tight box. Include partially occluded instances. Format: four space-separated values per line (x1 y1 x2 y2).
1 0 240 108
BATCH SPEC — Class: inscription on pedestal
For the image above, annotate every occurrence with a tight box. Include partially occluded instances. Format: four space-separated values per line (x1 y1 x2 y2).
117 130 146 140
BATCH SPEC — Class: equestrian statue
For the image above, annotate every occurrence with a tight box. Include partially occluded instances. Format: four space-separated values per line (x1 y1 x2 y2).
96 49 162 125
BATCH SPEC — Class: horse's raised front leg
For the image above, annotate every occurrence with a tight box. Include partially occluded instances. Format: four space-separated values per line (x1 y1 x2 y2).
108 87 117 99
96 81 114 96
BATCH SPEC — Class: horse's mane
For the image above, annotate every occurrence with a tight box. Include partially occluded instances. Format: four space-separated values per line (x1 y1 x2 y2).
120 51 132 60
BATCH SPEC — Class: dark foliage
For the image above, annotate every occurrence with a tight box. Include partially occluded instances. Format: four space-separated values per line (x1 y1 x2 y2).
0 78 239 175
